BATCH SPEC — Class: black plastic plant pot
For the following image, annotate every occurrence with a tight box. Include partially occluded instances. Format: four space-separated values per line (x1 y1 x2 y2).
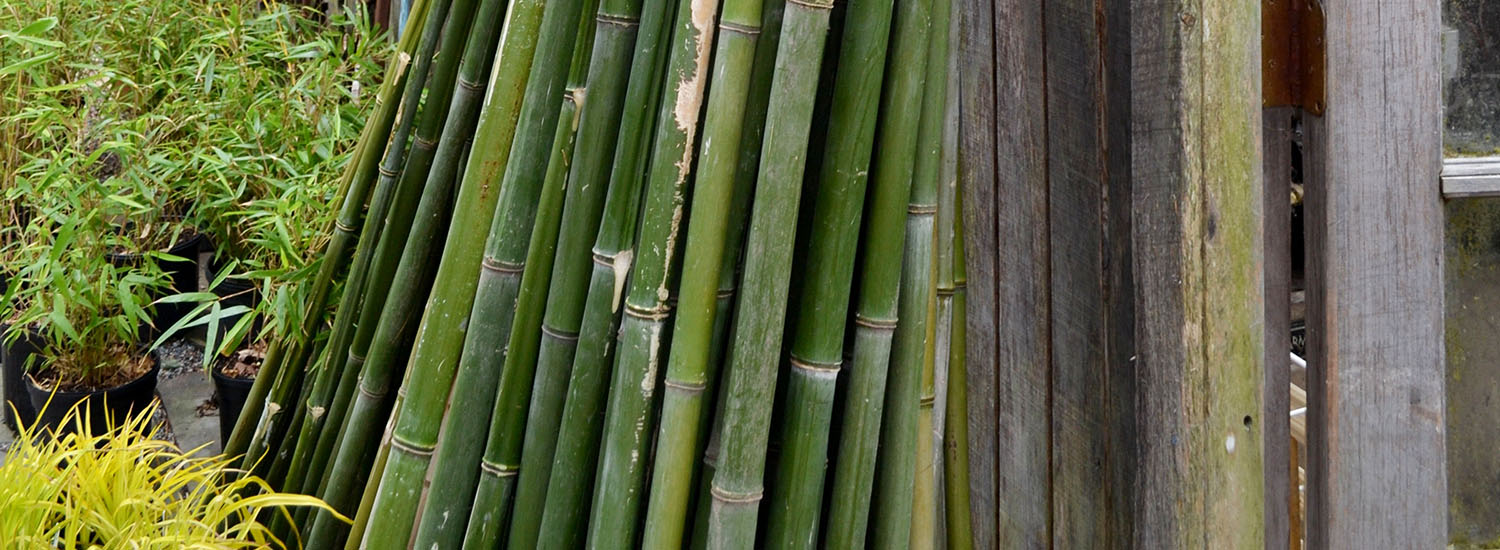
107 232 210 340
211 363 255 448
0 324 41 432
25 354 160 438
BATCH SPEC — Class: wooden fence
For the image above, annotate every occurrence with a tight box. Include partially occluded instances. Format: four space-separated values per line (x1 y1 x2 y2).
957 0 1446 548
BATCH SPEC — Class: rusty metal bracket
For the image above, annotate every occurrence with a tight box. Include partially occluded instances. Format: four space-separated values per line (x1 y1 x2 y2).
1263 0 1326 115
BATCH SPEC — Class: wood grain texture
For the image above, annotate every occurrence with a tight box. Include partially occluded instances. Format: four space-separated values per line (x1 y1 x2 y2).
1262 107 1293 550
956 0 1000 545
1043 0 1124 546
1130 0 1265 546
1303 1 1445 547
1102 0 1137 545
991 0 1050 547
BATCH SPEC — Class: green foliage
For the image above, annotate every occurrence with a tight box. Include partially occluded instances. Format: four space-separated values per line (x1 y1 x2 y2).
0 0 390 380
0 402 346 548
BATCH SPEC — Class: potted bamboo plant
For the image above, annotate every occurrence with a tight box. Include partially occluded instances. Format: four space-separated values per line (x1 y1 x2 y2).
6 214 171 436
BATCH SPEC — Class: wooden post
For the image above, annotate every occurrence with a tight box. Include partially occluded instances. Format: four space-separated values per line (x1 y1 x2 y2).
1130 0 1266 546
1303 0 1446 547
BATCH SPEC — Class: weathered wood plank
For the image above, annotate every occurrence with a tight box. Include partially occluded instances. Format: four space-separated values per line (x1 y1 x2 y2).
1043 0 1123 546
957 0 1001 543
1103 0 1138 543
1130 0 1265 546
1263 107 1293 550
1302 1 1445 547
990 0 1049 546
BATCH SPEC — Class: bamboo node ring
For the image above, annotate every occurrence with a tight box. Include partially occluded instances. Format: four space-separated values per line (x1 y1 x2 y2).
907 204 938 215
457 77 484 92
482 257 525 274
664 379 707 393
390 437 435 457
718 21 760 35
789 357 840 374
710 486 764 504
541 325 581 342
854 313 898 330
596 13 640 27
480 461 519 477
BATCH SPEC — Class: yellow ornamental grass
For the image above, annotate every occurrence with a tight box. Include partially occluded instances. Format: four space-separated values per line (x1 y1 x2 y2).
0 404 345 549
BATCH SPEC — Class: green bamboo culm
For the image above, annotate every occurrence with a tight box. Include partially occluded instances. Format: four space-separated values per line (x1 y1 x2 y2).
823 0 932 540
369 0 590 533
583 0 724 541
869 0 937 540
683 0 784 542
303 0 529 542
458 81 584 550
277 0 493 502
635 0 767 539
239 0 465 477
530 0 681 543
943 129 972 550
905 0 950 541
408 1 612 548
441 5 599 549
222 0 436 462
488 3 621 547
701 0 835 542
759 0 899 538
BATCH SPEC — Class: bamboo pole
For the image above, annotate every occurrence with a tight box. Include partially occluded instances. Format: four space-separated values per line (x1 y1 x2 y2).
635 0 767 539
529 0 680 543
941 56 972 550
824 0 932 540
302 0 541 540
907 0 950 541
759 0 897 539
700 0 835 544
582 0 722 540
359 0 583 535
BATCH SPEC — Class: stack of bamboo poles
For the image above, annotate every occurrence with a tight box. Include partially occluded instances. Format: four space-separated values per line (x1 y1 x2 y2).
226 0 972 544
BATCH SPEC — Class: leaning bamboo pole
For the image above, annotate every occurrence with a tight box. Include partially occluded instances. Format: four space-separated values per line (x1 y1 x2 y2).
302 0 540 540
700 0 835 541
359 0 585 538
635 0 766 539
823 0 932 541
759 0 897 538
528 0 680 542
907 0 950 541
944 155 973 550
583 0 721 540
441 7 598 549
222 0 436 462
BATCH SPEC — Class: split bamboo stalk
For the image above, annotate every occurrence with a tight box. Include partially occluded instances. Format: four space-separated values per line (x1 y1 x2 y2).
635 0 768 539
583 0 723 541
701 0 836 543
759 0 897 538
360 0 587 535
222 0 436 461
907 0 950 541
303 0 537 540
529 0 682 542
824 0 932 540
